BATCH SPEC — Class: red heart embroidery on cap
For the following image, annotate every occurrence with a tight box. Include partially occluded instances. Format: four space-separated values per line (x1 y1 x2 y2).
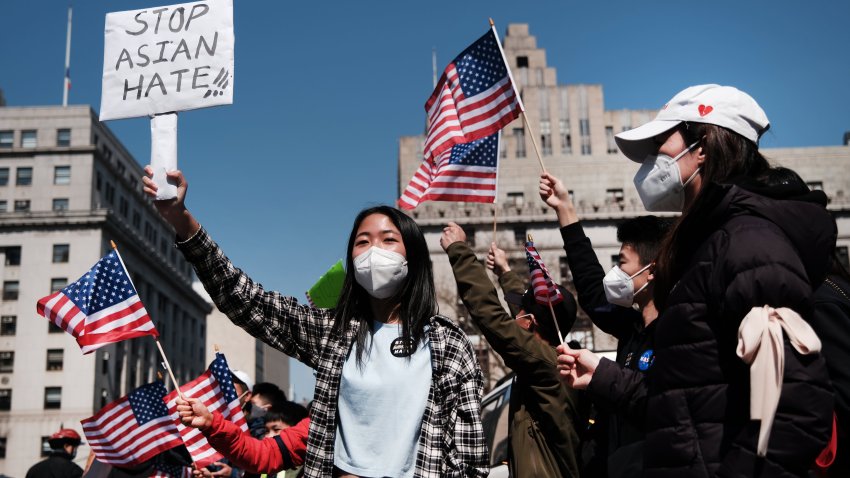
698 104 713 117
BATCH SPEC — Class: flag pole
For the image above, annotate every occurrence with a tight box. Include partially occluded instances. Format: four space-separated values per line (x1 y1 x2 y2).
109 240 185 400
62 3 72 107
488 18 546 173
492 130 501 245
522 112 547 172
528 234 564 344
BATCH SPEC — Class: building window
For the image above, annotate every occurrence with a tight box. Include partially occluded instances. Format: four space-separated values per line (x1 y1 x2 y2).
607 188 625 206
507 192 525 208
44 387 62 409
0 316 15 336
0 201 6 213
53 198 69 211
540 120 552 156
16 167 32 186
105 182 115 204
57 128 71 147
132 210 141 229
50 278 67 293
96 171 102 191
559 257 571 287
0 168 8 186
560 120 572 154
48 322 64 334
14 200 30 212
54 166 71 185
53 244 70 263
606 126 618 154
0 352 13 373
21 130 37 148
46 349 64 371
611 254 620 267
461 226 476 248
2 282 18 301
0 389 10 411
0 131 12 148
513 128 526 158
580 119 592 155
514 226 527 246
119 196 128 217
0 436 6 458
517 56 529 68
3 246 21 266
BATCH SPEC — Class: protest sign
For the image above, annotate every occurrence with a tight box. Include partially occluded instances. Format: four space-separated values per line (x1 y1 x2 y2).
99 0 234 121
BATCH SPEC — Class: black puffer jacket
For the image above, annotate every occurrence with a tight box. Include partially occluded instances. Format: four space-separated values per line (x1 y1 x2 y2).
640 180 835 477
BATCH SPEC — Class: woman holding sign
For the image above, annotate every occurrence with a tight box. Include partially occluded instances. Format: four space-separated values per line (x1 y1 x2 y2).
142 168 488 478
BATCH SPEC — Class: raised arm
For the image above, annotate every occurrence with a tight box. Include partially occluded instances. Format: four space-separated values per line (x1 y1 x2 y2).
540 172 634 339
441 223 559 373
177 397 307 474
142 168 329 368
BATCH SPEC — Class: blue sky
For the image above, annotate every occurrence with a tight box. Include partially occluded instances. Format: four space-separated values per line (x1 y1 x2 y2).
3 0 849 401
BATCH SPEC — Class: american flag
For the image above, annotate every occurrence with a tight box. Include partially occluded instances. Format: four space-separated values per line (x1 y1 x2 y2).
526 240 564 306
81 381 182 466
164 353 248 468
36 250 157 354
399 133 499 209
423 27 522 163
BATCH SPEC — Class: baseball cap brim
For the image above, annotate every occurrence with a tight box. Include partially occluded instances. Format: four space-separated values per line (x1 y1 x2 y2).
614 119 681 162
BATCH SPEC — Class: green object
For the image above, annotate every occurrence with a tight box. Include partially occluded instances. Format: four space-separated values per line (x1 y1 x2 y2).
306 260 345 308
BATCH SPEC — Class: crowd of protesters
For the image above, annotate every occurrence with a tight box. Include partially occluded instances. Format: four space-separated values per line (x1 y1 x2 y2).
28 84 847 477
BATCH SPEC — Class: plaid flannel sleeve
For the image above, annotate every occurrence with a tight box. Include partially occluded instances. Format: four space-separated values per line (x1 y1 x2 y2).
177 227 330 369
445 329 489 478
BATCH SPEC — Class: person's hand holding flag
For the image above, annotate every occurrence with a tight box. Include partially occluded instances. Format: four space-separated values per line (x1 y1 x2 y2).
176 397 214 431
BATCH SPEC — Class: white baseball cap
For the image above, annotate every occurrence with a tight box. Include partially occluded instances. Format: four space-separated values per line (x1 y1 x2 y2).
615 84 770 162
230 369 254 393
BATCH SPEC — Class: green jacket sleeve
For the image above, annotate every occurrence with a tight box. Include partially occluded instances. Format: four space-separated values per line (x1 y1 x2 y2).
446 241 557 373
497 270 526 318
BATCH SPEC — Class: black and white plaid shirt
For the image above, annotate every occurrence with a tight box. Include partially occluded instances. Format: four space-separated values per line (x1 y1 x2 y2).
177 227 488 477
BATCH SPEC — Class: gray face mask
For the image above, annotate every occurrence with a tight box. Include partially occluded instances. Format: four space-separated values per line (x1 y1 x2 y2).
633 141 700 212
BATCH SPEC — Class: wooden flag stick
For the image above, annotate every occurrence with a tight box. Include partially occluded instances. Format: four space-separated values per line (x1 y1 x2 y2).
110 240 184 400
547 298 565 345
492 205 498 245
155 339 184 400
522 112 547 172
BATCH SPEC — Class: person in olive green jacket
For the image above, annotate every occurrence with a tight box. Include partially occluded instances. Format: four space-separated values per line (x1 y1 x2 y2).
440 222 584 478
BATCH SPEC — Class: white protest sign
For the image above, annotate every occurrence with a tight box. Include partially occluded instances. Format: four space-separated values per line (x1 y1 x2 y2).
99 0 234 121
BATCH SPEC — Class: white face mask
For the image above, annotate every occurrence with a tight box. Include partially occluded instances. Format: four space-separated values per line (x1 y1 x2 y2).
353 246 408 299
602 263 652 307
633 140 700 212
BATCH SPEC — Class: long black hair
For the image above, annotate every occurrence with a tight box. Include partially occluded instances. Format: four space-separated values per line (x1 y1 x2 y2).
331 206 438 366
653 122 770 310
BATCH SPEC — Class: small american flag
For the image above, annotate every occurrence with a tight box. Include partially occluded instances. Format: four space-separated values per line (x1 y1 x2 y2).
399 132 499 209
164 353 248 468
526 240 564 306
423 26 522 163
36 250 157 354
81 381 182 466
150 460 193 478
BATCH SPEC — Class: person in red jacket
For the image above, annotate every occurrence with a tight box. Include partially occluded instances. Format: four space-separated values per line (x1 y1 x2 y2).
175 396 309 477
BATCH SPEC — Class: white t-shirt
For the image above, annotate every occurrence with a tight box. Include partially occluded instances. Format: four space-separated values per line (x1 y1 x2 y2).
334 321 432 477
